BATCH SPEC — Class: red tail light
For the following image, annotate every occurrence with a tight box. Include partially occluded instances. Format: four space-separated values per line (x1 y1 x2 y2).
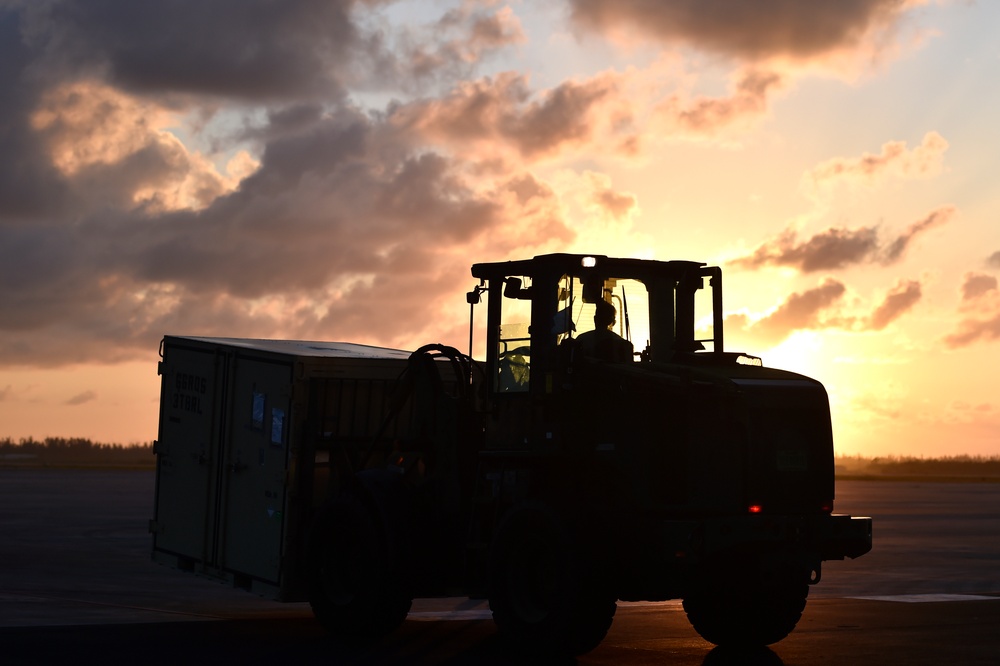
748 504 763 514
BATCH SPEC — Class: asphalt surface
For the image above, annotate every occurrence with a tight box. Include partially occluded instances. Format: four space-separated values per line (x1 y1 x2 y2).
1 469 999 665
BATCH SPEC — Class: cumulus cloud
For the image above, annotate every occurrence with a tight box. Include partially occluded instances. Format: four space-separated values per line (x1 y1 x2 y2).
731 226 878 272
30 81 239 213
0 0 955 371
653 67 785 138
592 186 637 221
17 0 366 100
568 0 921 62
0 101 578 365
945 273 1000 349
0 1 584 367
944 315 1000 349
802 132 949 198
399 4 527 85
389 70 628 160
728 275 926 345
987 251 1000 270
960 273 997 303
727 278 847 345
731 206 953 273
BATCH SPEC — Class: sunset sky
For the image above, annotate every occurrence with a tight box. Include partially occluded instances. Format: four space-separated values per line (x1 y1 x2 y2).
1 1 999 457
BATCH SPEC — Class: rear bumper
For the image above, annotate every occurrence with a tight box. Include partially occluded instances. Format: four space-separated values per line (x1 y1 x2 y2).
616 513 871 600
697 513 872 561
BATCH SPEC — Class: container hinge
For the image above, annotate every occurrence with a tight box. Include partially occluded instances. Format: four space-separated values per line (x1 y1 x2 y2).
157 361 165 376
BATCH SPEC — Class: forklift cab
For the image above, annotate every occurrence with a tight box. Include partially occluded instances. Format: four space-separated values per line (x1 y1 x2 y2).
469 254 724 448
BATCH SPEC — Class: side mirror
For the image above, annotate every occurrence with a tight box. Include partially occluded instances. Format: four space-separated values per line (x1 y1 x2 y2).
503 277 533 300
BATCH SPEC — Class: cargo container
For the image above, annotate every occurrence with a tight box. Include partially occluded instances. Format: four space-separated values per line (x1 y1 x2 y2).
150 336 434 601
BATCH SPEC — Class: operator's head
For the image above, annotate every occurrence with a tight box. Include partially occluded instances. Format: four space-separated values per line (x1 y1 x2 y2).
594 299 616 329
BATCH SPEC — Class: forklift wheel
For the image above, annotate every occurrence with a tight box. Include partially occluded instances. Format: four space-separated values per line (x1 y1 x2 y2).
682 560 809 647
488 501 616 657
306 491 412 642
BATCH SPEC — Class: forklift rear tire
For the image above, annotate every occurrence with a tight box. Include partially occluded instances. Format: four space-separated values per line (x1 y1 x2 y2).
682 561 809 647
488 501 616 657
307 491 412 642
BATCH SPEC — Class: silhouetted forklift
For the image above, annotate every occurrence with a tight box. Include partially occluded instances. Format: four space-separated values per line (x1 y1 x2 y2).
305 253 871 655
152 253 871 657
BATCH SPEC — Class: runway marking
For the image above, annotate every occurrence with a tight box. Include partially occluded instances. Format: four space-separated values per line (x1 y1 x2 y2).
409 609 494 621
0 591 229 625
849 593 999 603
408 600 684 622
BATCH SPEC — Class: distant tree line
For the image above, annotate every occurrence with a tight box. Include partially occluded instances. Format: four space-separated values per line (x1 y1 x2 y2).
1 437 998 478
0 437 154 468
835 453 1000 481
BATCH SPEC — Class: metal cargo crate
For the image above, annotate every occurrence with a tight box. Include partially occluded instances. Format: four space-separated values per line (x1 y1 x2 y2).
150 336 424 601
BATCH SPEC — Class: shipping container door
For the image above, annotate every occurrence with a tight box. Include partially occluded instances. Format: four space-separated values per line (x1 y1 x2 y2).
153 342 226 563
219 354 293 584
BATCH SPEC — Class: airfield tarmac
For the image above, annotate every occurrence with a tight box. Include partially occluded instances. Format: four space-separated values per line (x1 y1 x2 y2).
1 469 998 665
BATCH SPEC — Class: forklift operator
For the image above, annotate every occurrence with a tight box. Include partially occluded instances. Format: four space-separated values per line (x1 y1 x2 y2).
576 300 633 362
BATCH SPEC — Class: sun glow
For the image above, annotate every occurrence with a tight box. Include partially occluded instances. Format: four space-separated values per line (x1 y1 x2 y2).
758 330 825 377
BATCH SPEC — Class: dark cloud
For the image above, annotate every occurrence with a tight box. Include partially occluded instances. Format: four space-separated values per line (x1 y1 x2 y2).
0 12 72 220
731 207 952 273
0 2 577 368
731 227 878 273
987 251 1000 269
18 0 361 101
868 279 921 331
14 0 523 105
568 0 910 60
0 87 580 367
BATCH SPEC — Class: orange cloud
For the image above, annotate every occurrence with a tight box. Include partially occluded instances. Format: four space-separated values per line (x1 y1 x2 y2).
944 315 1000 349
945 273 1000 348
868 279 921 331
653 68 785 137
728 275 927 345
961 273 998 303
731 206 953 273
389 71 627 161
727 278 847 345
31 81 247 212
802 132 949 197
